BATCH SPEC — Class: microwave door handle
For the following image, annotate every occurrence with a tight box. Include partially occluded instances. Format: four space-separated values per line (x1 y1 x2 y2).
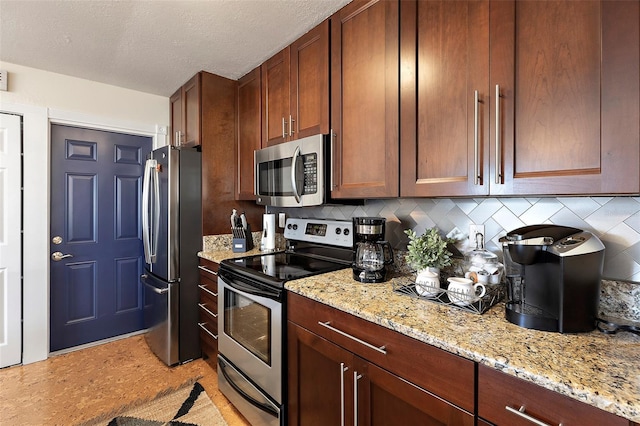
291 145 301 204
142 159 155 264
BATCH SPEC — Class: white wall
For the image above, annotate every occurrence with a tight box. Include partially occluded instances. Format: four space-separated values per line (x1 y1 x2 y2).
0 61 170 364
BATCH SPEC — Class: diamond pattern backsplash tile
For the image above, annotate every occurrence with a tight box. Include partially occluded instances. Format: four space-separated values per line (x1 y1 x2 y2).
274 196 640 283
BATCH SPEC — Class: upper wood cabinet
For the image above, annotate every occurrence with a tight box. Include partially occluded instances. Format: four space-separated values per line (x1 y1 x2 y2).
236 67 261 201
490 0 639 195
262 20 329 147
400 0 639 197
330 0 400 199
170 74 201 148
400 0 490 197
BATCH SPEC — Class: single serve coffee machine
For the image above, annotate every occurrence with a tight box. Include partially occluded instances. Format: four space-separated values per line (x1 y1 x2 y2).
499 225 605 333
352 217 394 283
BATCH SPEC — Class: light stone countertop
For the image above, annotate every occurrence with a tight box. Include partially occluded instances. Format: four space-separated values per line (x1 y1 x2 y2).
198 247 640 422
285 269 640 423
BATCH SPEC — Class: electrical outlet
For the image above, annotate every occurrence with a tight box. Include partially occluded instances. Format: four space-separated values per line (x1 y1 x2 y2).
469 224 485 247
0 70 7 91
278 212 286 228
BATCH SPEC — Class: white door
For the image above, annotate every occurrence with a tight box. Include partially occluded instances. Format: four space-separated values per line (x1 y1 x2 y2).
0 113 22 367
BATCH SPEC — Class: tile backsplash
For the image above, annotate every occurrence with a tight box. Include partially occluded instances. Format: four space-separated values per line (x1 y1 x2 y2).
272 196 640 283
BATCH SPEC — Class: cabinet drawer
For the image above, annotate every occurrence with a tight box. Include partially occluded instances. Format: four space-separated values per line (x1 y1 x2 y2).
478 364 627 426
288 292 475 412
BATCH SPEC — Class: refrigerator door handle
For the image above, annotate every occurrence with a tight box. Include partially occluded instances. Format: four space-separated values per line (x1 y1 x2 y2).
151 160 160 264
142 159 155 264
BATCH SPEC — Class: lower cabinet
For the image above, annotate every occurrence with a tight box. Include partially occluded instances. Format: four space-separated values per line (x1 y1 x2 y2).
287 292 474 426
197 258 219 364
478 364 628 426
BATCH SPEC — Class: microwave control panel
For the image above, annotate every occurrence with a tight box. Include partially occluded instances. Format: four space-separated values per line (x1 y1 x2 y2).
302 153 317 194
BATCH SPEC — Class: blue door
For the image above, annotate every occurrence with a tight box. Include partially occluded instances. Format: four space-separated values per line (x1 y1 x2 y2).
50 124 152 351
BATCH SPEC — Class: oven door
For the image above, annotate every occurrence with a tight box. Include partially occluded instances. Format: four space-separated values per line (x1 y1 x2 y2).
254 134 326 207
218 269 283 404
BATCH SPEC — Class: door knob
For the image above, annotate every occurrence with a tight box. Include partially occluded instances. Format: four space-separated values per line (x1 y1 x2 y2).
51 251 73 261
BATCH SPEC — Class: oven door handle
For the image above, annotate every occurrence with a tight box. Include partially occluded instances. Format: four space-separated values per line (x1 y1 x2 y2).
219 357 280 418
219 271 281 301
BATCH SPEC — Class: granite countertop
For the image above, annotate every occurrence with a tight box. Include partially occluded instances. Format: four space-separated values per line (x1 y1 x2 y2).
198 246 640 422
285 269 640 423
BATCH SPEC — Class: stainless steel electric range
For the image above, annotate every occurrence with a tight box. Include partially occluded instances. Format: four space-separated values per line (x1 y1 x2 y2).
217 218 354 426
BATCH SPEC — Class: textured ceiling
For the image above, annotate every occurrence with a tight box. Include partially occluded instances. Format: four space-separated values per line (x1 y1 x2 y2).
0 0 351 97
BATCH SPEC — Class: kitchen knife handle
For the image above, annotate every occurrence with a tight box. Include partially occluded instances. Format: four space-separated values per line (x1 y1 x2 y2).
495 84 502 184
474 89 481 185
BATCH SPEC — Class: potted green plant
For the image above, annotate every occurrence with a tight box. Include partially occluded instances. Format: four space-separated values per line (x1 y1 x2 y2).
404 228 453 296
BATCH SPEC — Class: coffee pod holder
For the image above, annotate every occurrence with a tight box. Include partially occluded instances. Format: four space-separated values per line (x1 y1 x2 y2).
232 224 253 253
391 275 505 315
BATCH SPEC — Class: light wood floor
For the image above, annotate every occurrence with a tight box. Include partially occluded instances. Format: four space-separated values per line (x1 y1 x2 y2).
0 335 250 426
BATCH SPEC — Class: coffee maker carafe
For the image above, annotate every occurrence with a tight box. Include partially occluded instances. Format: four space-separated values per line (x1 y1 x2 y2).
352 217 394 283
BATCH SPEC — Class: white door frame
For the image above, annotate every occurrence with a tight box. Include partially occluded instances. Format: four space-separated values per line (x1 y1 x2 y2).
1 100 164 364
0 113 22 367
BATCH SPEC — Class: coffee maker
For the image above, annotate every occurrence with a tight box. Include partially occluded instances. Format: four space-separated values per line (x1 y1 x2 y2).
352 217 394 283
500 225 605 333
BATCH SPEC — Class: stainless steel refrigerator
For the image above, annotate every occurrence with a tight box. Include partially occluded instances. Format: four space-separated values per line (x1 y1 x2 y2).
141 145 201 366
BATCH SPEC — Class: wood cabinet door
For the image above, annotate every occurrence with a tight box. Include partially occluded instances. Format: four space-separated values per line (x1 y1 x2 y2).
490 0 639 195
478 364 628 426
290 19 329 140
288 322 355 426
236 67 261 200
182 73 201 148
262 48 290 147
359 360 475 426
170 88 182 147
400 0 490 197
330 0 400 199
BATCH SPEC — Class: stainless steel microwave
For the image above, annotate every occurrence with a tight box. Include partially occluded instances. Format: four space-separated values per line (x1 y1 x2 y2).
255 134 329 207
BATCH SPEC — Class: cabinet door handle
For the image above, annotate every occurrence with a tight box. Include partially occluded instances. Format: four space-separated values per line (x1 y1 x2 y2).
505 405 560 426
318 321 387 354
197 322 218 340
330 129 336 190
282 117 287 139
353 371 362 426
198 265 218 276
340 362 348 426
198 284 218 298
474 89 481 185
198 303 218 318
289 114 295 136
495 84 502 184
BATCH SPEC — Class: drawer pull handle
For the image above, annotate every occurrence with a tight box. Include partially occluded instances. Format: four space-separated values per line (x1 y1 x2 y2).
340 362 348 426
198 322 218 340
505 405 560 426
318 321 387 355
198 284 218 298
198 265 218 276
198 303 218 318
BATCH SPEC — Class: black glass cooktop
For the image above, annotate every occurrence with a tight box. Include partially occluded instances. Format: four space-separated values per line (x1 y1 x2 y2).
220 251 350 285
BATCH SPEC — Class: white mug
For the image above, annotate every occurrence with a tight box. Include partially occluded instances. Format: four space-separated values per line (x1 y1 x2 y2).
447 277 486 306
415 270 440 297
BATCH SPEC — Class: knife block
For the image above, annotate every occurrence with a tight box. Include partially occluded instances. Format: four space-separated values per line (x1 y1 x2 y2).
232 224 253 253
